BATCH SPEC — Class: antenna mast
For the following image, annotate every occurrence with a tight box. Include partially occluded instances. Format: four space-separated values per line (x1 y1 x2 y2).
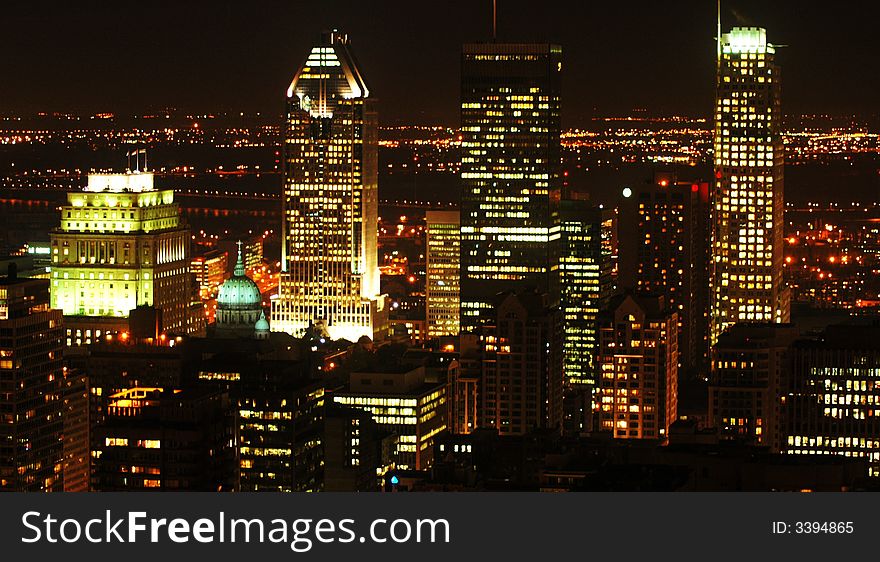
716 0 721 66
493 0 497 40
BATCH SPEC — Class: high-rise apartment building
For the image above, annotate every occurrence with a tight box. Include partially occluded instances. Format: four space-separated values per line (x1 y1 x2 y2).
481 291 563 436
50 172 199 345
619 172 710 373
597 293 678 440
426 210 461 338
460 42 562 331
273 30 387 342
0 271 64 491
711 27 789 345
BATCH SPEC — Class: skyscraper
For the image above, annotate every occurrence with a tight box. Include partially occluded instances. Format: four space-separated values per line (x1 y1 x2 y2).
551 197 610 387
460 42 562 331
272 30 387 343
426 210 461 338
619 172 710 373
50 172 201 346
0 270 64 491
711 27 789 345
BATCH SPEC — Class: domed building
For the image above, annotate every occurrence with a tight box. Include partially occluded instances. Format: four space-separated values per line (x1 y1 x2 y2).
214 242 269 338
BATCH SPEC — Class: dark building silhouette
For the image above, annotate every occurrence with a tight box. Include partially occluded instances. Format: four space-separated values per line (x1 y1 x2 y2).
91 387 237 491
0 271 64 491
709 323 798 452
619 172 710 374
480 291 563 436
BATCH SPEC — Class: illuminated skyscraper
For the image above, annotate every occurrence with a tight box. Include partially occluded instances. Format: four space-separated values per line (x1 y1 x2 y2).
50 172 201 346
426 210 460 338
273 30 386 342
711 27 789 345
460 43 562 331
551 197 610 387
0 270 64 491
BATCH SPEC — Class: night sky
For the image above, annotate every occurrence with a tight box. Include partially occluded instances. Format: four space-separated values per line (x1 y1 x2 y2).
1 1 878 126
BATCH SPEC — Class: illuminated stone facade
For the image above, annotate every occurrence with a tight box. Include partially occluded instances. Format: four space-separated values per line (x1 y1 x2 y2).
50 172 197 346
273 30 386 343
712 27 789 345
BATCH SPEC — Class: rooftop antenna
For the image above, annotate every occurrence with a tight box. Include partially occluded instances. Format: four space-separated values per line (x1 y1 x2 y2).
716 0 721 67
493 0 497 40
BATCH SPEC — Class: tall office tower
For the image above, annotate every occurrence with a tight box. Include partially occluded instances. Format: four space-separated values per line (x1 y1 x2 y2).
784 323 880 477
709 323 797 452
597 294 678 440
619 172 710 373
460 42 563 331
551 197 610 387
426 210 461 338
273 30 387 343
0 270 64 491
51 172 199 346
481 291 563 436
711 27 789 346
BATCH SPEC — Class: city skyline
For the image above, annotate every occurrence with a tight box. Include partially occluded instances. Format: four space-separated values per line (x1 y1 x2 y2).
3 1 880 124
5 1 880 496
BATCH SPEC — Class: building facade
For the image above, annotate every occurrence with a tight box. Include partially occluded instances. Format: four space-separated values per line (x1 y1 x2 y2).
272 30 386 343
784 324 880 477
50 172 198 345
0 273 64 491
333 366 447 471
191 249 228 300
426 210 460 339
91 387 237 491
460 42 562 331
709 323 798 452
619 172 710 373
597 294 678 440
551 197 610 387
481 291 563 436
711 27 789 345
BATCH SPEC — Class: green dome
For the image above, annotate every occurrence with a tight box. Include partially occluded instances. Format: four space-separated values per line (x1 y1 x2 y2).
217 243 262 310
255 310 270 331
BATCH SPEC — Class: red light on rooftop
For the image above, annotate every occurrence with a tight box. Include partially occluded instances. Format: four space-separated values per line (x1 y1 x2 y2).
691 183 699 192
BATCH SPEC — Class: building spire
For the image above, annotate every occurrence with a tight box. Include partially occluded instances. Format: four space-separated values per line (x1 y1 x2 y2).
234 240 245 277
